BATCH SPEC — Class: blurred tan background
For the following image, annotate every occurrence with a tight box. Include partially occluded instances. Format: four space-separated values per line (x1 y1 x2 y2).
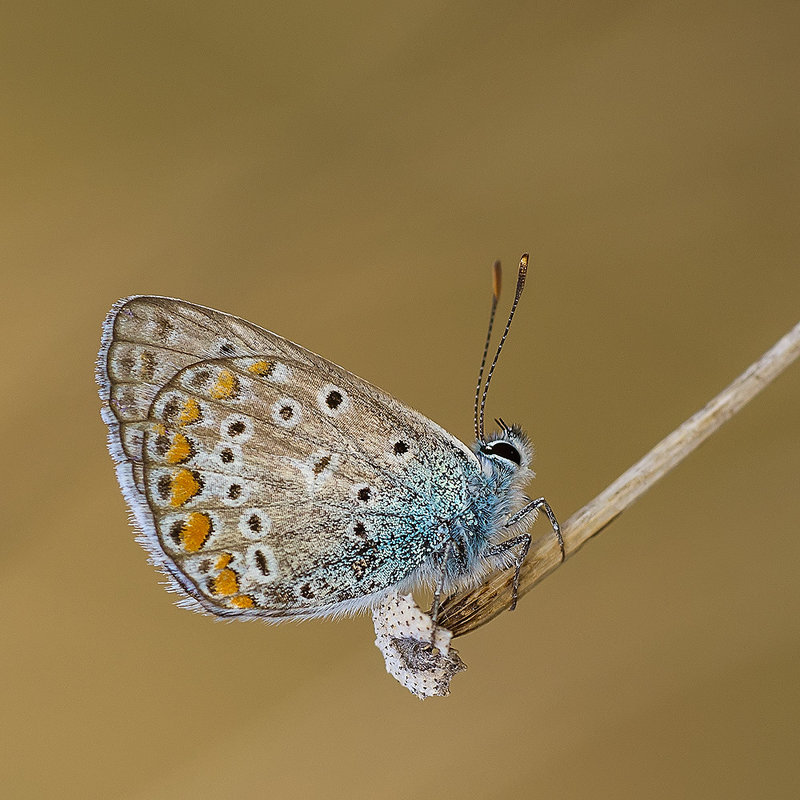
2 2 798 798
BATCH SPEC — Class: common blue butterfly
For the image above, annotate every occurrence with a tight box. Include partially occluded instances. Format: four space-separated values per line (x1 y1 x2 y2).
96 255 562 624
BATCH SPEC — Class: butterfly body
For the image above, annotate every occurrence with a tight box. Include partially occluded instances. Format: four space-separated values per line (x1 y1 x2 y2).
98 295 540 621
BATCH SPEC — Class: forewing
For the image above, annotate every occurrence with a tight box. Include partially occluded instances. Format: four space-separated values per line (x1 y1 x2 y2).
98 296 479 619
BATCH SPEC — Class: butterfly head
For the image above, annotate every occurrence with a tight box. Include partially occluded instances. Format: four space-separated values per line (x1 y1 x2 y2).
476 419 532 476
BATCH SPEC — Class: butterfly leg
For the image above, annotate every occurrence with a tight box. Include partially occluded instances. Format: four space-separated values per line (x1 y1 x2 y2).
482 534 531 611
506 496 564 561
429 538 454 635
488 496 564 611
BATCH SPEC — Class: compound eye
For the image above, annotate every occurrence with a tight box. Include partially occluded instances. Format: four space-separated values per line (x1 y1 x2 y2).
484 441 522 465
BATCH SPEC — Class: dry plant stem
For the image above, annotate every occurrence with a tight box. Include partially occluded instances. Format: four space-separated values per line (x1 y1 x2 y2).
440 321 800 637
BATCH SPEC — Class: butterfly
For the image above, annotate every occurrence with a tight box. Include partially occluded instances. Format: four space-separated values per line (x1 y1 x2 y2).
96 254 562 624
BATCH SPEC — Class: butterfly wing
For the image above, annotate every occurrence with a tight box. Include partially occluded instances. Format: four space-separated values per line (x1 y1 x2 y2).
97 296 482 619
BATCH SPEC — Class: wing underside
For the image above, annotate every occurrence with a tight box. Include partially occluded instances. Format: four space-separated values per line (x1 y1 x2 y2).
97 296 479 619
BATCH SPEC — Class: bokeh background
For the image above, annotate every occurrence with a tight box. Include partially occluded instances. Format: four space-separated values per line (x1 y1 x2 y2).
2 2 798 798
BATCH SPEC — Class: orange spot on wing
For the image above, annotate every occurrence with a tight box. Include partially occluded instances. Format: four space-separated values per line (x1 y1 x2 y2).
181 512 212 552
248 360 275 377
215 552 233 570
178 397 201 426
211 568 238 596
230 595 255 609
210 368 238 399
170 469 201 506
165 432 192 464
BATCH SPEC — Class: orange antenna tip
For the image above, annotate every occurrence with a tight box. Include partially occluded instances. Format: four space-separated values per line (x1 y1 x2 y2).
515 253 528 293
492 260 502 300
